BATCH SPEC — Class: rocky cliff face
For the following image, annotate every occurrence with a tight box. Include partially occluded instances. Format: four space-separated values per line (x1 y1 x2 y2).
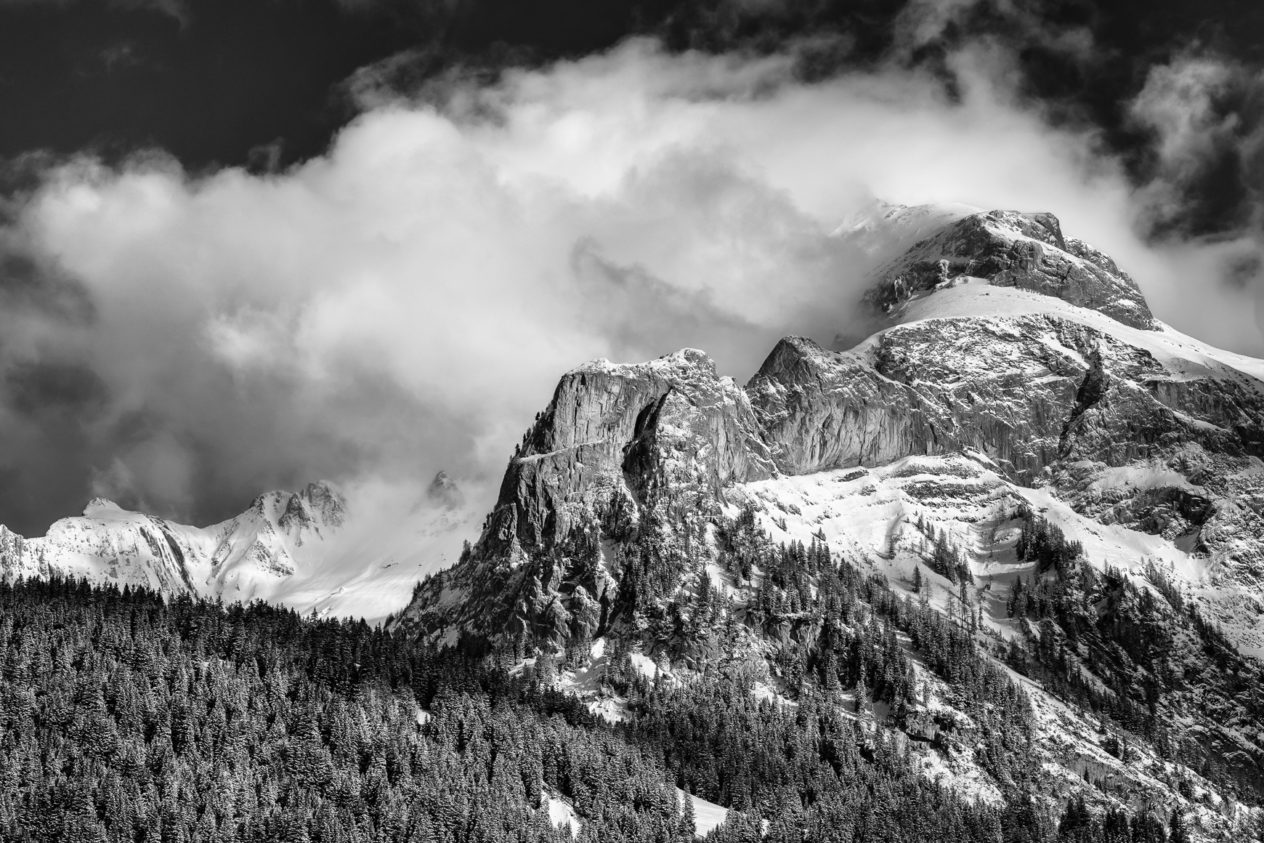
404 349 775 644
483 348 773 565
752 312 1264 481
396 208 1264 656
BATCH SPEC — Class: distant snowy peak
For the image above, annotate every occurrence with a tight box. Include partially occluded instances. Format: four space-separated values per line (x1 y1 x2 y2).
277 480 347 533
426 471 465 510
0 476 477 623
83 497 125 516
831 200 980 253
864 208 1155 331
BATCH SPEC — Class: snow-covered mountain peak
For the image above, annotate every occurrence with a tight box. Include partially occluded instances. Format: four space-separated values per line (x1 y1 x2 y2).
0 475 474 623
284 480 347 529
83 497 125 517
865 208 1155 331
426 471 465 510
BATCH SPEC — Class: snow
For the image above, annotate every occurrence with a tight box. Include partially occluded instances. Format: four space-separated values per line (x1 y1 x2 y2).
571 347 716 378
628 652 661 681
553 638 632 723
1083 461 1200 496
731 455 1263 833
913 745 1004 807
887 282 1264 388
677 788 729 838
734 452 1227 646
546 793 582 836
752 681 796 708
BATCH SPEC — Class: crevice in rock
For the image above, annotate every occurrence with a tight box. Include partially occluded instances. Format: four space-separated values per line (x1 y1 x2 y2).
622 390 672 508
1059 350 1108 458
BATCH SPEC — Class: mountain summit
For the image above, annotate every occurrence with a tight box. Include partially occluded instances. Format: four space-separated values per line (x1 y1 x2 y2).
863 208 1155 329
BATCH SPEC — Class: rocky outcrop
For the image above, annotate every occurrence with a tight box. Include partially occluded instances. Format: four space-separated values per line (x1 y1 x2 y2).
865 210 1155 329
751 315 1262 482
747 336 947 473
279 481 347 535
398 349 777 644
481 348 774 564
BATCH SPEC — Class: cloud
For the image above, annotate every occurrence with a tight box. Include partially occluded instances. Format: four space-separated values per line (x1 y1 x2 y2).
1128 49 1264 234
0 36 1261 534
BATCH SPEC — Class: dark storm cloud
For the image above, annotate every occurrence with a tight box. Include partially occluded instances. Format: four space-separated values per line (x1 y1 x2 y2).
0 0 188 24
1126 48 1264 237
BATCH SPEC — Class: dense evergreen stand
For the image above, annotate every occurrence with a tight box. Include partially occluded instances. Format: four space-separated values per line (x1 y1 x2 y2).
0 551 1229 842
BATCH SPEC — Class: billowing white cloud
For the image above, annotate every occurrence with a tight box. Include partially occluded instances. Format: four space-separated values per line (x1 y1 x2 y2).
1131 54 1239 171
2 37 1261 531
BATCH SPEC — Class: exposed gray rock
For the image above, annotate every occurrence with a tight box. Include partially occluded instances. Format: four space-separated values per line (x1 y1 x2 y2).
483 348 774 564
401 348 776 644
750 316 1262 484
865 210 1155 329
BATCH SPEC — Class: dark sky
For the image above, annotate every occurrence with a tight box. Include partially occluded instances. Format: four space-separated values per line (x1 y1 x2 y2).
0 0 1261 535
0 0 1260 234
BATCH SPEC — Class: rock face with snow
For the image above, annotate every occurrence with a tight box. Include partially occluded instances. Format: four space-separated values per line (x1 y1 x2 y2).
865 209 1155 329
751 311 1264 500
400 208 1264 651
406 349 775 642
485 348 774 563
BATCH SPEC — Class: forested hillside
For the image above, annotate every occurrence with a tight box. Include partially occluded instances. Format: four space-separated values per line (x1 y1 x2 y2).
0 573 1213 843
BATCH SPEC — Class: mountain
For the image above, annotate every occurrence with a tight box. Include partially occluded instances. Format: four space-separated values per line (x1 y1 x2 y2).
393 208 1264 838
0 474 477 622
4 203 1263 839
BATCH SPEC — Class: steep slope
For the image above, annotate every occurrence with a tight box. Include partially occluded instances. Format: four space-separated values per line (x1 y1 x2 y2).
394 207 1264 839
750 283 1264 650
0 474 477 622
409 349 774 645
